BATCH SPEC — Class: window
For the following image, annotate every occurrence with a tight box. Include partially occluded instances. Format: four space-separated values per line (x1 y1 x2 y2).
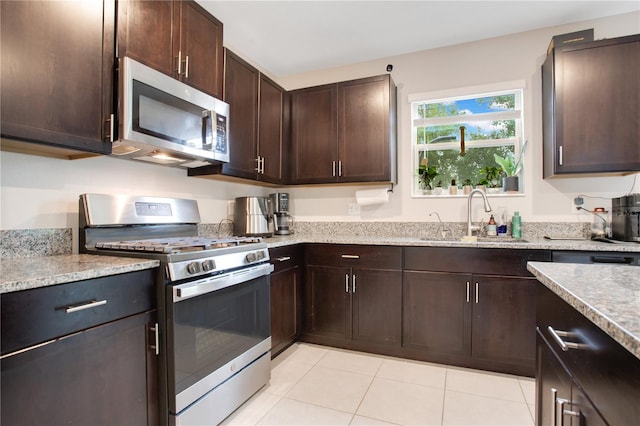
410 82 525 196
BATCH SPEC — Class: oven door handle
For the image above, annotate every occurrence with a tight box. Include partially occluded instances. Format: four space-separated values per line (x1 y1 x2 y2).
172 263 274 302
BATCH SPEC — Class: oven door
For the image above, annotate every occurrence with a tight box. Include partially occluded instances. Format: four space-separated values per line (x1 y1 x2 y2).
166 263 272 415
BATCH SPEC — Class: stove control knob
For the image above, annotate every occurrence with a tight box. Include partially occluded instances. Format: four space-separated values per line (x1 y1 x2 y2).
187 262 202 275
202 259 215 272
245 252 257 263
256 250 266 261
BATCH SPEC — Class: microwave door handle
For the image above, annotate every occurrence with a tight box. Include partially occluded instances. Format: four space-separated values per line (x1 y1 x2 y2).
201 110 212 148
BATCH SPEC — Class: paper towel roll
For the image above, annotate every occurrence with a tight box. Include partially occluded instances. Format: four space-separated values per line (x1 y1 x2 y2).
355 188 390 206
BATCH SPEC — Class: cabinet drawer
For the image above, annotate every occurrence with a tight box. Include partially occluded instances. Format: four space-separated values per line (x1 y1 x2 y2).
537 284 640 425
1 269 155 355
269 245 302 274
404 247 550 276
305 244 402 270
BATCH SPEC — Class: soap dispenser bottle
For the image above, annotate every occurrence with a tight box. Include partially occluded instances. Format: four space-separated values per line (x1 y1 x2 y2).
487 215 497 236
511 211 522 239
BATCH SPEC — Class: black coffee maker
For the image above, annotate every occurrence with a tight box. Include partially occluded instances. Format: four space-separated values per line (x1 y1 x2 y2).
270 192 293 235
611 194 640 242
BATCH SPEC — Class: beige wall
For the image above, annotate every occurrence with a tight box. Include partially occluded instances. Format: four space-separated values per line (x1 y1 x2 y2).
1 11 639 234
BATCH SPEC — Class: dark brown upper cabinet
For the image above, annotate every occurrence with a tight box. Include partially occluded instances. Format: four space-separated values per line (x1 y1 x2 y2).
0 0 115 157
542 34 640 178
188 50 287 184
290 74 397 184
117 0 223 99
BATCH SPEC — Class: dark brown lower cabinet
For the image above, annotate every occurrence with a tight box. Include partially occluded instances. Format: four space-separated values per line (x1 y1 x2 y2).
536 330 606 426
403 270 536 375
0 269 158 426
536 284 640 426
269 245 303 356
1 310 158 426
302 244 403 351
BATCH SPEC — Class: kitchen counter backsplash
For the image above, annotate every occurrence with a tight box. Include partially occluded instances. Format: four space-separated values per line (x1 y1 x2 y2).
1 229 72 259
1 221 591 259
285 221 591 241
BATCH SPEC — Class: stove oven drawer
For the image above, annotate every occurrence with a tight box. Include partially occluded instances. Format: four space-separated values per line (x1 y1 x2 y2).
1 269 155 355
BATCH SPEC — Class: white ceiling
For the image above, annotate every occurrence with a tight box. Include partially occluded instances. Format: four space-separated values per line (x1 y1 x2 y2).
197 1 640 77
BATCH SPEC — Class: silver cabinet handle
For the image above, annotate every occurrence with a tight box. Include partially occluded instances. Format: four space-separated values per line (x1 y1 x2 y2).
177 51 183 75
466 281 470 303
332 161 336 177
338 160 343 177
277 256 291 262
558 145 563 166
65 299 107 314
341 254 360 259
149 323 159 355
345 274 349 293
475 282 479 304
184 55 189 78
107 113 115 142
352 274 356 293
547 326 588 351
260 157 265 174
255 157 261 172
551 388 558 426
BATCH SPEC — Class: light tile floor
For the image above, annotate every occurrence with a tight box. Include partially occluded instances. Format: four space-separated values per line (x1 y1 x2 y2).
222 343 536 426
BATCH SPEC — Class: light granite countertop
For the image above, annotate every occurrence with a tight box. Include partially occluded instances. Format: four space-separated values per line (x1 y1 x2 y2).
265 235 640 252
0 254 159 294
527 261 640 360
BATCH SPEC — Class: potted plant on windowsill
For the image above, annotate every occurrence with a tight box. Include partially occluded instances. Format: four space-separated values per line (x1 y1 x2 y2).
478 166 503 193
462 178 473 195
417 163 438 194
494 140 527 192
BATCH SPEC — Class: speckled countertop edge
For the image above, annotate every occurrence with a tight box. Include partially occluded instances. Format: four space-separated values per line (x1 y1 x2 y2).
527 261 640 360
0 254 159 294
264 235 640 252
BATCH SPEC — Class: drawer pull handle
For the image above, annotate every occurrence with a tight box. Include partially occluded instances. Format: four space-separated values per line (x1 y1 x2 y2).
65 299 107 314
341 254 360 259
547 326 588 351
277 256 291 262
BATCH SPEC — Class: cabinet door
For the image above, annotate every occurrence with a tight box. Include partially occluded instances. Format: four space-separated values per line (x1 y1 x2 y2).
402 271 471 356
304 265 351 341
259 74 286 184
270 266 302 356
536 330 573 426
545 36 640 176
117 0 175 77
472 276 536 373
1 311 158 426
222 50 259 179
178 0 224 98
290 84 338 183
1 0 114 154
352 268 402 347
338 75 394 182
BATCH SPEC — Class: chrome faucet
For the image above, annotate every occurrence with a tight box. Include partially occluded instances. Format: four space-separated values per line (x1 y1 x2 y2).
467 189 492 237
429 212 448 238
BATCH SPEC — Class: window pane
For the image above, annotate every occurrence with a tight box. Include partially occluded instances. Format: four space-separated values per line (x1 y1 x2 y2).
418 94 516 119
420 119 516 144
420 146 514 188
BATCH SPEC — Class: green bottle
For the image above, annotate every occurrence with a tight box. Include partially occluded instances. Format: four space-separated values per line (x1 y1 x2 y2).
511 211 522 239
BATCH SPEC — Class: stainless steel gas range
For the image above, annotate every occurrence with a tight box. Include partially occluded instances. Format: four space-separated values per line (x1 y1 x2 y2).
79 193 273 426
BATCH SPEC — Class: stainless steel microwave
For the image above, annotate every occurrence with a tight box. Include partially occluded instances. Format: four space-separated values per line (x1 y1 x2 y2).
112 57 229 168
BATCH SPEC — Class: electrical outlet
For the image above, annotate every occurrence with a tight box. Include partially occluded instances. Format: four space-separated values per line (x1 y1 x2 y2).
571 196 584 214
348 203 360 216
227 201 235 218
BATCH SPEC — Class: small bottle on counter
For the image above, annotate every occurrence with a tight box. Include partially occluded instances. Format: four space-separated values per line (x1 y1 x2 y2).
511 211 522 239
449 179 457 195
486 215 497 236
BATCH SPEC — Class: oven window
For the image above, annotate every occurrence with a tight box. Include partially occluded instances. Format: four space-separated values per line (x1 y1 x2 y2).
132 80 208 150
169 275 270 395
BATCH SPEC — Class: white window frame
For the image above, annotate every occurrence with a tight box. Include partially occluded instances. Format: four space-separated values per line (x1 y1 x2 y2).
409 80 526 197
